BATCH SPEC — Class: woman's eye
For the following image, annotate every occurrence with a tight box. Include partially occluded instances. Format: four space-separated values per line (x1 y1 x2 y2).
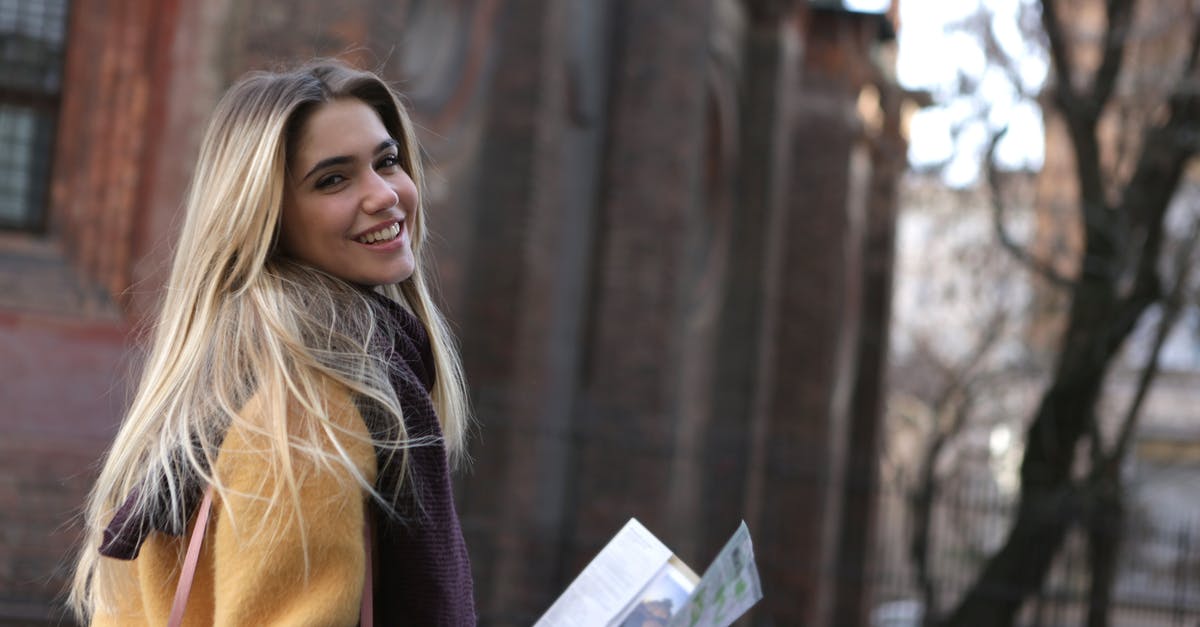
377 154 401 170
315 174 345 189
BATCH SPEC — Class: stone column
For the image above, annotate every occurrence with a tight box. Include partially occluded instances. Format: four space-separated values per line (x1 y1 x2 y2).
562 0 713 584
834 72 906 627
750 9 870 625
444 1 602 623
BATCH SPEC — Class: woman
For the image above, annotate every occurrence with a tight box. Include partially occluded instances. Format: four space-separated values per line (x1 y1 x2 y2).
69 60 475 625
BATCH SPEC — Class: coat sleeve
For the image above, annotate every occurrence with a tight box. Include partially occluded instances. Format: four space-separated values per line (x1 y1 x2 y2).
208 385 377 626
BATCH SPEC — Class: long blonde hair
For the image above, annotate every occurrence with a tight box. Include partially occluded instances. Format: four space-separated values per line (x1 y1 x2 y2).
69 60 470 619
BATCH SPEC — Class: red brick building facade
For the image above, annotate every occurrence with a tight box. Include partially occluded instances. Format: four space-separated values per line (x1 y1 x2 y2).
0 1 902 624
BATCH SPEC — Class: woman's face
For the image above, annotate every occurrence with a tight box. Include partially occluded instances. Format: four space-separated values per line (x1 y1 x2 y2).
279 98 418 286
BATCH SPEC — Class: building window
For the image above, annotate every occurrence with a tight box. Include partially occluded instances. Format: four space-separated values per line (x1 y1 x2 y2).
0 0 69 232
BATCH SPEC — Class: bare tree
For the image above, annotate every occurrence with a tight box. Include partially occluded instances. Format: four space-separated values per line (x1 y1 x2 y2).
905 314 1005 627
939 1 1200 625
885 172 1040 623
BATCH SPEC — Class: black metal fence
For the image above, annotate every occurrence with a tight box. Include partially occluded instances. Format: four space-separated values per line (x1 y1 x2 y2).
868 482 1200 626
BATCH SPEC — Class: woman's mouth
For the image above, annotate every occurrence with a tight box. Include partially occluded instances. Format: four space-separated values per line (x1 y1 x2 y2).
356 222 402 245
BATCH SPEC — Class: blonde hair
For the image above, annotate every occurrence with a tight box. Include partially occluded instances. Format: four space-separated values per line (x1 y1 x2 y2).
69 60 470 619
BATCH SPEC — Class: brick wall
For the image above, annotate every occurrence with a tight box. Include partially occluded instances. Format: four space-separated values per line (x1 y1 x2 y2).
0 0 180 621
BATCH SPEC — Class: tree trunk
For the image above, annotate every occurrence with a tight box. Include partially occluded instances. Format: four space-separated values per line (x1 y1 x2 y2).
910 435 944 627
938 279 1121 627
936 471 1076 626
1085 470 1124 627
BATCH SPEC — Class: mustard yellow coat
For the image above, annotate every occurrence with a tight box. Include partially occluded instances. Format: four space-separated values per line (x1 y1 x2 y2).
93 384 376 626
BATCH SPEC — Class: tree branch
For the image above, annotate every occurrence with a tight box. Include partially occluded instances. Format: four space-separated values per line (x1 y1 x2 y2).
1091 0 1136 110
1108 123 1190 358
986 129 1076 288
909 326 1000 426
1163 9 1200 139
908 313 1007 625
975 6 1036 100
1105 12 1200 320
1184 6 1200 76
1104 220 1200 470
1040 0 1115 248
1041 0 1083 113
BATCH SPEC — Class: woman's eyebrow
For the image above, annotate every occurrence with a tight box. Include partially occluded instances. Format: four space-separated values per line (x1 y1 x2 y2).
301 155 354 182
300 139 400 182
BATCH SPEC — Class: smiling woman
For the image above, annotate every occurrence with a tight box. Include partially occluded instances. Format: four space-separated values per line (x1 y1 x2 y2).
69 60 476 626
280 99 418 287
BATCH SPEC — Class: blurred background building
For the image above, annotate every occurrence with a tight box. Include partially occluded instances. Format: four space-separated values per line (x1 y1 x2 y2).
0 0 906 624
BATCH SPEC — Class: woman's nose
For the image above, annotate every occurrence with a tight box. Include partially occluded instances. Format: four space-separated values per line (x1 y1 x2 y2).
362 172 400 213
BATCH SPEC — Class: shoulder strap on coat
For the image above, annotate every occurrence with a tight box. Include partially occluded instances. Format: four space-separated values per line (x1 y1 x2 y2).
166 486 375 627
168 485 213 627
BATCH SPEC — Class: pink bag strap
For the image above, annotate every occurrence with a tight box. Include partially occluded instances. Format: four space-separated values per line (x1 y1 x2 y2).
166 486 376 627
361 510 375 626
168 486 213 627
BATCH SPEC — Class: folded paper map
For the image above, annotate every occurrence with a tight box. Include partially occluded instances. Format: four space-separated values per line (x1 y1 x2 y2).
535 519 763 627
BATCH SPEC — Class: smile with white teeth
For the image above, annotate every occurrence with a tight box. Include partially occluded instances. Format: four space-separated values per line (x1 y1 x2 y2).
356 222 401 244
